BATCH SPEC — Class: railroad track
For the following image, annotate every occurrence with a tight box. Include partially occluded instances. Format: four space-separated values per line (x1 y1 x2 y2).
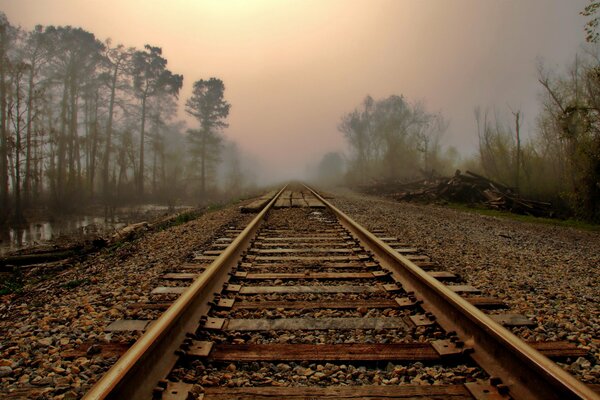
82 185 599 400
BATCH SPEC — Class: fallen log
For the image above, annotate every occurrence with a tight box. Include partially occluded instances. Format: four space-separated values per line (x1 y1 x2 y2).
0 250 78 267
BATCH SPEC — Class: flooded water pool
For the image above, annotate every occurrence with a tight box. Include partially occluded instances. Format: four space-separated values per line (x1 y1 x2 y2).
0 205 193 256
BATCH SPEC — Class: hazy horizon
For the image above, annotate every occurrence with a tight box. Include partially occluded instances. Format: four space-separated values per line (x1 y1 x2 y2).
0 0 590 182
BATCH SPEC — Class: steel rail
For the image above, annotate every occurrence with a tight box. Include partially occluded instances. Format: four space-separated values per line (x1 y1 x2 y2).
83 186 286 400
306 184 598 400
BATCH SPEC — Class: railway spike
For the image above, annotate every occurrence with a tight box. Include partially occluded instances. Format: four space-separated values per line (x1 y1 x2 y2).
490 376 503 386
497 384 510 395
152 387 164 399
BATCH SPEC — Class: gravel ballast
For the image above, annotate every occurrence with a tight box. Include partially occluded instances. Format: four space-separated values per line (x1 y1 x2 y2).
0 203 252 399
2 188 598 398
329 188 600 384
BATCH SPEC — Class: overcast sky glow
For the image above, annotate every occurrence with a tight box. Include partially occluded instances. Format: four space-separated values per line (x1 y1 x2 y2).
0 0 591 181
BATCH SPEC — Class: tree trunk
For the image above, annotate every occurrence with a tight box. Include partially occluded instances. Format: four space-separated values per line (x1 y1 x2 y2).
57 77 68 206
103 62 118 200
138 93 147 197
23 65 34 207
14 71 24 223
68 72 79 199
0 25 9 224
514 111 521 192
88 88 99 199
201 131 206 196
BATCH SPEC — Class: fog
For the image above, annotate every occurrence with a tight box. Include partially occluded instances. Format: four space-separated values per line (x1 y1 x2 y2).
1 0 590 182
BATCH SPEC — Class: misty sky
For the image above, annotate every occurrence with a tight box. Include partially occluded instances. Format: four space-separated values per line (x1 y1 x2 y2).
0 0 591 180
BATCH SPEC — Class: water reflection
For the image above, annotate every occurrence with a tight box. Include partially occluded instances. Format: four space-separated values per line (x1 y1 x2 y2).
0 205 192 256
0 217 127 255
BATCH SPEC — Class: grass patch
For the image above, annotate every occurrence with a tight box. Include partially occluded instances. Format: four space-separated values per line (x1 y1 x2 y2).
172 211 198 225
62 278 90 289
156 210 202 232
0 272 24 295
106 240 126 253
446 203 600 231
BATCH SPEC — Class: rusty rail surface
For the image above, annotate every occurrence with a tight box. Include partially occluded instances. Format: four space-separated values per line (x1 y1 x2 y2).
83 186 286 400
305 184 598 400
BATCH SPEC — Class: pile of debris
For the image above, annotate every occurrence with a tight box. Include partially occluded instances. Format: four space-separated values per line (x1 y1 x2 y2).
360 171 554 218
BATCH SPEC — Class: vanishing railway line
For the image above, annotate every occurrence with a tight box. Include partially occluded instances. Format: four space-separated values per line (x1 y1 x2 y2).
81 184 598 400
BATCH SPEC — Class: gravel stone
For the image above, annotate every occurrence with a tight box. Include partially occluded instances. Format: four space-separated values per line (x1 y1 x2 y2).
0 202 253 398
329 188 600 384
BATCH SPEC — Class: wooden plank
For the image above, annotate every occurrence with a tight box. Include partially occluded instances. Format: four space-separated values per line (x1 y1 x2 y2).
240 190 277 213
305 199 326 208
243 272 375 280
263 230 335 234
274 197 291 208
151 286 187 294
291 197 309 207
225 317 411 331
257 236 345 241
193 255 217 261
464 296 507 309
252 255 359 262
207 343 442 361
238 285 381 294
491 313 535 327
242 262 367 269
427 271 458 280
203 250 223 256
384 242 411 247
203 385 471 399
178 263 207 270
240 198 270 213
61 341 131 359
413 261 438 270
128 302 171 310
231 298 409 310
447 284 481 294
250 248 353 254
405 255 430 261
162 273 199 280
529 341 589 358
59 339 588 363
254 241 350 247
105 319 150 332
393 248 419 253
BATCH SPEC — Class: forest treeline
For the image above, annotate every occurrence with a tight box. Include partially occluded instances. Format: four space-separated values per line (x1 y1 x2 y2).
338 48 600 222
338 95 450 184
0 13 245 226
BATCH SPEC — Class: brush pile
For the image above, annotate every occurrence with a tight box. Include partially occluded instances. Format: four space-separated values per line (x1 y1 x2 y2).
359 170 554 217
